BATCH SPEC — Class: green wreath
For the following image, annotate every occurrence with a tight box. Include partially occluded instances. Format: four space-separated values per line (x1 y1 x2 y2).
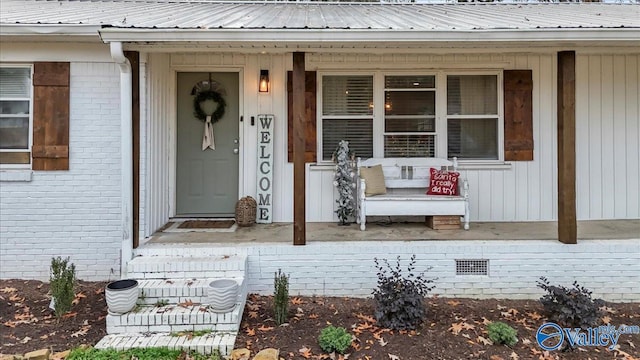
193 90 226 123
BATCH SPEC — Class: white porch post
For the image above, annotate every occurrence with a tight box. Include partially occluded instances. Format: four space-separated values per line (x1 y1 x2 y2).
110 41 134 277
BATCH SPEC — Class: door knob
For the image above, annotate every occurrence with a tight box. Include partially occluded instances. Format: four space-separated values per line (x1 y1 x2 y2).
233 148 239 154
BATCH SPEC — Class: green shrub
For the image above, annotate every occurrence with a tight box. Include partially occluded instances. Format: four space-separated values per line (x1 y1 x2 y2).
274 269 289 325
372 255 436 330
487 321 518 346
50 256 76 318
537 277 604 330
318 325 352 354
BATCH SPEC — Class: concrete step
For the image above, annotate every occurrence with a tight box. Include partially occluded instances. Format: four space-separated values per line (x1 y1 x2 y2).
137 277 245 306
95 332 236 356
126 254 247 279
107 303 244 334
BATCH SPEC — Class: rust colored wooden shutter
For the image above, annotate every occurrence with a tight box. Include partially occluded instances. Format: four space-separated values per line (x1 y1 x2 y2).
32 62 70 170
287 71 316 163
504 70 533 161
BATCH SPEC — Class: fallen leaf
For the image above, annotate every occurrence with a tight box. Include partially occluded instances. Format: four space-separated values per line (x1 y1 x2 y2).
1 287 17 293
248 311 258 319
291 297 304 305
20 336 31 344
627 340 635 349
72 292 87 305
509 351 519 360
521 338 532 345
490 355 504 360
602 315 612 324
257 325 274 332
178 299 197 307
378 337 388 346
247 303 259 311
355 313 376 323
245 328 255 336
447 300 461 307
71 325 90 338
449 322 464 335
309 313 319 319
388 354 399 360
61 312 77 319
526 312 542 321
299 346 312 359
477 336 493 345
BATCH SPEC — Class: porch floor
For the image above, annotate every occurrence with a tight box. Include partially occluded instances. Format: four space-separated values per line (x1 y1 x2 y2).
145 219 639 245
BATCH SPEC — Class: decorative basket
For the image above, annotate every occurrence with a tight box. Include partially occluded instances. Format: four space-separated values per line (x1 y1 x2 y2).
235 196 257 227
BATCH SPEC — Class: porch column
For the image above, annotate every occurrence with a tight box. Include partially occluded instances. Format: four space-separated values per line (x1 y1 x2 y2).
292 52 306 245
557 51 577 244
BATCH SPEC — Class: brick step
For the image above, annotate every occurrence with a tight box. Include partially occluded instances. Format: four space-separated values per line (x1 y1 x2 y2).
137 278 245 306
107 303 243 334
134 244 244 257
95 332 236 356
126 254 247 279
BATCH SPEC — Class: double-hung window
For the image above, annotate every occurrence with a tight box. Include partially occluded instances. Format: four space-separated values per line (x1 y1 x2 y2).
319 71 500 162
320 75 373 161
384 75 436 157
446 75 499 160
0 66 32 166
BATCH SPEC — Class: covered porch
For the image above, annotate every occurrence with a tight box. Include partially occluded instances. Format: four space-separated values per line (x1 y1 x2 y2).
144 219 640 245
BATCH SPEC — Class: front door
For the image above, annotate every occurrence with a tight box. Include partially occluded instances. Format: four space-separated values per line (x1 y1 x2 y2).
176 72 239 217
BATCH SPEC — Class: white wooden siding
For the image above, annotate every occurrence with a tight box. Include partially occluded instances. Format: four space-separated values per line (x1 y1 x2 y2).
145 53 173 236
576 54 640 220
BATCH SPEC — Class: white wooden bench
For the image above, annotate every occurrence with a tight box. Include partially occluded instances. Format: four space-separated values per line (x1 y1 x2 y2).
356 157 470 231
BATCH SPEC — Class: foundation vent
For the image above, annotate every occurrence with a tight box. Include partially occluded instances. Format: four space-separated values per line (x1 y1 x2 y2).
456 259 489 276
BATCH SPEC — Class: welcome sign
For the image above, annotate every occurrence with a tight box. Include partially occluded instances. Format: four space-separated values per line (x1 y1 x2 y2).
256 114 274 223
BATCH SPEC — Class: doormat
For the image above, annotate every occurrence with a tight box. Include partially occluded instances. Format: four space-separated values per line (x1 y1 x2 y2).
163 219 237 233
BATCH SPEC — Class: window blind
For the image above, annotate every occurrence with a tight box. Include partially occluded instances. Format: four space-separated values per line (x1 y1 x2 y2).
323 76 373 116
322 118 373 160
0 68 31 98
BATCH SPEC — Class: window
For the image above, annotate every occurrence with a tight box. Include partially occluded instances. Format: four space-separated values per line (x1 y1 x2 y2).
321 75 373 161
318 71 500 162
447 75 498 160
384 75 435 157
0 66 32 166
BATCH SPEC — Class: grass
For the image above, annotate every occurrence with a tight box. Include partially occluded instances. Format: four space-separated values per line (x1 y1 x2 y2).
170 329 213 337
67 347 221 360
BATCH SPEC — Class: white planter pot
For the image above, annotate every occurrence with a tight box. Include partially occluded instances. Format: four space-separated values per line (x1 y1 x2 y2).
207 279 239 312
105 279 139 315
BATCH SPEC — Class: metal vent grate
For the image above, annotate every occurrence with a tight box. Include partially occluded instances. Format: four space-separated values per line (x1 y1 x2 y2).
456 259 489 275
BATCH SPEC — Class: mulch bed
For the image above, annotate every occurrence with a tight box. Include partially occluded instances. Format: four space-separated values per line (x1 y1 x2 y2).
1 280 638 359
236 295 640 360
0 279 107 355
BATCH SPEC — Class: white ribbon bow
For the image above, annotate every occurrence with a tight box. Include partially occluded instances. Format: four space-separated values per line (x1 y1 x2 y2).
202 115 215 150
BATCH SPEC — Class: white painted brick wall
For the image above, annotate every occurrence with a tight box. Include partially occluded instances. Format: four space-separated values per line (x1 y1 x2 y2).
136 239 640 301
0 62 122 281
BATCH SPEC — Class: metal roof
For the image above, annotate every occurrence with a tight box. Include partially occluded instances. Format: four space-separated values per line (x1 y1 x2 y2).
1 1 639 31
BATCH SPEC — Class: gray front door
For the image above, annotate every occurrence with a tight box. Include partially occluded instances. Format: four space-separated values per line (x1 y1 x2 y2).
176 72 239 217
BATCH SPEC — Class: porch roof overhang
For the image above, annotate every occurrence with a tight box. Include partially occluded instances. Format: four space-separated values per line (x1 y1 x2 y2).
96 27 640 51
